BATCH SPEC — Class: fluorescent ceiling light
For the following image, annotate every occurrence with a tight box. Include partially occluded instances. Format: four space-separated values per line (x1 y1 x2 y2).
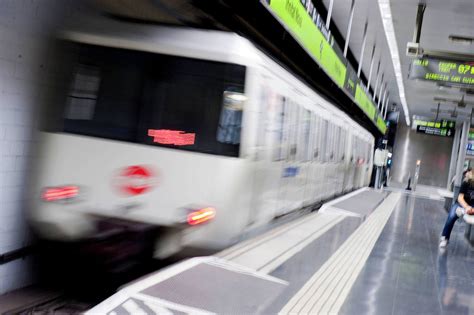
377 0 411 126
449 35 473 45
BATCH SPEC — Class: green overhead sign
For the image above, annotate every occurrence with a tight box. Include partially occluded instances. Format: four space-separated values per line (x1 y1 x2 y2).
414 119 455 137
267 0 347 87
355 84 376 120
263 0 387 134
376 115 387 134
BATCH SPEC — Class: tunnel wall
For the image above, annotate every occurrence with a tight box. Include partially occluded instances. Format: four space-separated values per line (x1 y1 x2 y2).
390 123 453 188
0 0 85 294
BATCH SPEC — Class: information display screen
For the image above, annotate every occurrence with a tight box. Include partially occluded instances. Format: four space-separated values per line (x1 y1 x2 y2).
414 119 455 137
409 58 474 87
467 128 474 156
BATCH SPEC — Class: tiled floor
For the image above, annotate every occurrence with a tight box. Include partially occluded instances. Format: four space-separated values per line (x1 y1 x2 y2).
339 195 474 315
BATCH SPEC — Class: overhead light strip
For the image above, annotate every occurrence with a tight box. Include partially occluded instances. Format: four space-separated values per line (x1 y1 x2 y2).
377 0 411 126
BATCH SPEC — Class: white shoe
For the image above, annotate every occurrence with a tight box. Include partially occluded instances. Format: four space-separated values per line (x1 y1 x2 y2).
439 237 448 248
456 207 465 218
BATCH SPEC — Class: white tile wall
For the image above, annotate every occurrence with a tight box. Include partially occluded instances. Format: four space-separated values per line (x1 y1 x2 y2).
0 0 86 294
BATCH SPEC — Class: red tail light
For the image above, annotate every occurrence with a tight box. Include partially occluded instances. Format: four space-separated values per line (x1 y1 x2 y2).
187 207 216 226
42 186 79 202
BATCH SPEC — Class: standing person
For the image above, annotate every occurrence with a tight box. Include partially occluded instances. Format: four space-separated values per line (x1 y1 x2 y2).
440 169 474 248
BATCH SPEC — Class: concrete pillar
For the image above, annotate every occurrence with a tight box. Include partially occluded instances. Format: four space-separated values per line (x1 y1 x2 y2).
454 121 470 198
447 126 461 189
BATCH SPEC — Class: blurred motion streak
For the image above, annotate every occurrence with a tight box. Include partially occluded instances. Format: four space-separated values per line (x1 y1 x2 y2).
187 207 216 226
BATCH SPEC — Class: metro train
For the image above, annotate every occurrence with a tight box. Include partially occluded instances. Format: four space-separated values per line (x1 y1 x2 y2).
29 17 374 260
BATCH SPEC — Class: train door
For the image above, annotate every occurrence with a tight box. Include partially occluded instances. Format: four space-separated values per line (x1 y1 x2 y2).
290 106 311 208
347 134 357 191
318 118 329 200
276 98 301 216
303 112 319 205
324 122 337 198
249 82 287 225
336 127 346 195
354 137 363 188
342 132 354 192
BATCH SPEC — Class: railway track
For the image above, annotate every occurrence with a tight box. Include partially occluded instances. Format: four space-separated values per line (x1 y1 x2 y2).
4 294 94 315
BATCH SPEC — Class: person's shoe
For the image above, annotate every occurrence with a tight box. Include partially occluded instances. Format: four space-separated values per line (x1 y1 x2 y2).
456 207 465 218
439 236 448 248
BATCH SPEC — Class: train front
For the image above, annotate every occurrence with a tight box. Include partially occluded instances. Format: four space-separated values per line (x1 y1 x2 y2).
27 26 253 266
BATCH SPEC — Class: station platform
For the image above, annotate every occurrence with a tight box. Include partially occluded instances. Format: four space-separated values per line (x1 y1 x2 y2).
10 187 473 314
85 187 474 314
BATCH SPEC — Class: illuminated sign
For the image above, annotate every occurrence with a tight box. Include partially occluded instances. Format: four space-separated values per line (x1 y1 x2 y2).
343 64 357 97
148 129 196 146
264 0 347 87
262 0 386 133
467 142 474 156
414 119 455 137
355 84 376 120
469 128 474 140
376 115 387 134
467 128 474 156
409 58 474 87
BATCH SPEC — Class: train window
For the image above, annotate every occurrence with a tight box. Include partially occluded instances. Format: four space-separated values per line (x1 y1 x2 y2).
286 99 299 161
58 43 245 157
300 109 311 162
307 111 316 162
255 87 267 160
338 128 344 161
328 123 335 162
320 119 329 163
333 125 341 162
351 137 357 163
273 94 286 162
65 65 100 120
312 115 320 161
217 91 244 145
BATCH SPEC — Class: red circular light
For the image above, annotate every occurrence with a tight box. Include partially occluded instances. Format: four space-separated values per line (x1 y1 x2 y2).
120 165 154 196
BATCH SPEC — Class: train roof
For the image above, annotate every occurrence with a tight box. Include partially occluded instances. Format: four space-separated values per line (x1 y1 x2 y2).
60 15 262 68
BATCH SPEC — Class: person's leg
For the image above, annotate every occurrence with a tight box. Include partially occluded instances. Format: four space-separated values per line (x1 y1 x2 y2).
441 202 460 240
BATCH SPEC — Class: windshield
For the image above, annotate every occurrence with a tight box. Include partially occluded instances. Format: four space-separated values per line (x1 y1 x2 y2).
50 43 246 157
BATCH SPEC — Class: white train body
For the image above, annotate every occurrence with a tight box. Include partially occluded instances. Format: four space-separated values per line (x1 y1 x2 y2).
29 19 374 258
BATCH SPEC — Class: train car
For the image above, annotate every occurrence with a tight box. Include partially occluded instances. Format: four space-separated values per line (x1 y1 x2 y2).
28 16 374 261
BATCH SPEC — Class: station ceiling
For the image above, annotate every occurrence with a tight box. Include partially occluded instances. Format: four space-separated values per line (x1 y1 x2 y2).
325 0 474 125
93 0 474 127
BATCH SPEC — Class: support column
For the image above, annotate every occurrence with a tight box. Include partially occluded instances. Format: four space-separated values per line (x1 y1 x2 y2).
377 78 385 109
454 121 470 198
343 0 356 57
366 45 376 93
447 125 461 189
326 0 335 29
381 89 388 114
383 96 389 119
357 20 368 77
373 60 381 101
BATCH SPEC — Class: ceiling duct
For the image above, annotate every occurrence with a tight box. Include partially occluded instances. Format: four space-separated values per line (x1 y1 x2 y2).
449 35 474 45
406 3 425 57
434 95 474 108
